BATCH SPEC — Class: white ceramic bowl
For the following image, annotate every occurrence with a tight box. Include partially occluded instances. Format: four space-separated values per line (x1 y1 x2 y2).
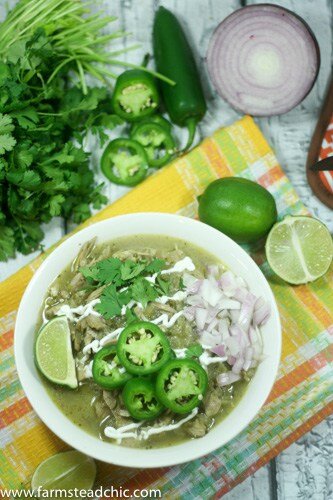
15 213 281 468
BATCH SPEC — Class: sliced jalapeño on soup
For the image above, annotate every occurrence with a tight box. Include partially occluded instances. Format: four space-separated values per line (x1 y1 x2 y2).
92 345 132 390
156 359 208 414
122 377 164 420
116 321 171 375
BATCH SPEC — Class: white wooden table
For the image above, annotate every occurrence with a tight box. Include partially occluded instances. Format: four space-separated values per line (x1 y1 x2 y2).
1 1 332 498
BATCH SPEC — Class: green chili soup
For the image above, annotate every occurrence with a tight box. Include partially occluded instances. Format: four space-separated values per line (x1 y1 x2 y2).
36 235 259 449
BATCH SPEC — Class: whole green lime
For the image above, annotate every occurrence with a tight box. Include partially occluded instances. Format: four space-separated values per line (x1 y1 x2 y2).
198 177 277 243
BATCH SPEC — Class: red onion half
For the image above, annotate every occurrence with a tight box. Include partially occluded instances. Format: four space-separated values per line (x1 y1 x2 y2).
206 4 320 116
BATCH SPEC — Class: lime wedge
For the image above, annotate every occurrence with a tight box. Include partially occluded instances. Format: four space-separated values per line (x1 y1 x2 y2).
31 450 96 492
266 215 333 284
35 316 78 388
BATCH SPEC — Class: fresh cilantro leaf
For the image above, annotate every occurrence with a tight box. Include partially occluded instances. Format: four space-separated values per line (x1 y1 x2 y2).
179 277 185 291
49 194 65 216
185 344 204 359
13 220 44 255
95 258 123 286
95 285 131 319
125 307 138 325
145 258 165 274
0 133 16 154
0 225 15 261
120 260 146 281
80 265 100 284
72 203 91 224
5 40 26 64
0 113 14 134
156 275 171 296
15 148 34 169
11 108 39 130
130 278 159 308
6 170 40 190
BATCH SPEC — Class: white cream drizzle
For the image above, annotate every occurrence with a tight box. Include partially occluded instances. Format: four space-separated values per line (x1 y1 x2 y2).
199 350 227 368
155 290 187 304
55 299 101 322
149 310 184 328
104 408 198 443
161 257 195 275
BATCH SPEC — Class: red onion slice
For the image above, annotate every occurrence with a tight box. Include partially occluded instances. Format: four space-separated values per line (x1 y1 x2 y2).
206 4 320 116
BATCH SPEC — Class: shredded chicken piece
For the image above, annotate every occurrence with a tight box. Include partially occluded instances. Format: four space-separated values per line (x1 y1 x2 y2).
73 238 97 271
184 414 210 438
87 285 107 302
86 314 106 331
151 302 176 314
103 391 117 411
204 388 222 418
70 273 86 290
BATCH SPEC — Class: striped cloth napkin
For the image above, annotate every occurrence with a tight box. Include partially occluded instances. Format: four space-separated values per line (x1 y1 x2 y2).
1 116 332 497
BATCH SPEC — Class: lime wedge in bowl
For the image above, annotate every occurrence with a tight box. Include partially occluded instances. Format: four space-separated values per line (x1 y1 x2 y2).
266 215 333 284
31 450 96 492
35 316 78 388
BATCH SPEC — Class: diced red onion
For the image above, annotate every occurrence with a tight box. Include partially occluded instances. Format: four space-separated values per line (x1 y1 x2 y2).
243 347 254 371
187 295 204 307
206 316 218 332
218 271 237 296
238 292 257 332
183 273 196 285
183 306 196 321
200 279 223 307
184 268 270 374
218 318 229 339
232 356 244 374
207 265 219 278
228 355 236 365
219 298 241 310
211 344 226 357
230 309 240 324
217 309 228 319
233 288 249 302
217 372 241 386
225 337 240 357
200 330 222 347
195 308 208 331
207 4 320 116
253 297 271 326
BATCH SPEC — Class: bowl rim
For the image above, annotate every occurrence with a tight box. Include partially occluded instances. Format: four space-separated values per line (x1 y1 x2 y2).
14 212 281 468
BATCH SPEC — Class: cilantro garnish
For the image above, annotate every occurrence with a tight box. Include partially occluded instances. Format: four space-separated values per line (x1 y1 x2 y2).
81 257 174 320
185 344 204 359
131 278 159 308
95 285 132 320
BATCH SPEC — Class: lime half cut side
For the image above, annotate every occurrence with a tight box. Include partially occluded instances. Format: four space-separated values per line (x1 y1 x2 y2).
35 316 78 388
31 450 96 492
266 215 333 285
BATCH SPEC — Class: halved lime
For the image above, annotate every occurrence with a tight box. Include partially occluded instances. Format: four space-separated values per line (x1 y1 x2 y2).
31 450 96 492
35 316 78 388
266 215 333 284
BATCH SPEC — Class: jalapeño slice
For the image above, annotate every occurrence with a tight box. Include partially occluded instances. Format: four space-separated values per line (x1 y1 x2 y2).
112 69 159 122
155 359 208 414
122 377 164 420
131 122 176 168
101 138 148 186
92 345 132 390
116 321 171 375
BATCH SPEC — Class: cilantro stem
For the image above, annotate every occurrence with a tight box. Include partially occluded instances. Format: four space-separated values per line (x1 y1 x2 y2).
76 60 87 95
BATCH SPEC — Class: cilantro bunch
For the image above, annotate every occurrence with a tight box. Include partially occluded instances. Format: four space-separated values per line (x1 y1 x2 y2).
81 257 171 320
0 31 118 260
